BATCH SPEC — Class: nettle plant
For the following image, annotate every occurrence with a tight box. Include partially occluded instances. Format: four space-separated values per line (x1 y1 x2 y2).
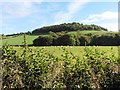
2 45 60 89
1 45 120 89
57 47 120 89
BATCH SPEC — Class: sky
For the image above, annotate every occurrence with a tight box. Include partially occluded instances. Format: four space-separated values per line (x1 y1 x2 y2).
1 0 119 34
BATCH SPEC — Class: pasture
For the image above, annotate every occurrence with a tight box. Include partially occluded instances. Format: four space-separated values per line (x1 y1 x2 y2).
14 46 118 58
1 35 39 45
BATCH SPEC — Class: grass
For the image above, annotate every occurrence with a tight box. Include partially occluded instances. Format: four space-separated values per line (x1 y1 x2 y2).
68 30 117 35
2 35 39 45
14 46 118 59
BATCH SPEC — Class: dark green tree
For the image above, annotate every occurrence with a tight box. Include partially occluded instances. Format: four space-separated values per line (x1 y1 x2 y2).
56 34 76 46
33 36 53 46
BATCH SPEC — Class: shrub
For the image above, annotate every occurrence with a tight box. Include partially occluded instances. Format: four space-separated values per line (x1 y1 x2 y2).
90 34 120 46
79 35 90 46
1 46 120 89
33 36 53 46
56 34 76 46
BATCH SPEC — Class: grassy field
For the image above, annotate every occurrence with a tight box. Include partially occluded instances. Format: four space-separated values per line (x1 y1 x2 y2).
1 30 117 46
2 35 39 45
14 46 119 59
68 30 105 34
68 30 117 35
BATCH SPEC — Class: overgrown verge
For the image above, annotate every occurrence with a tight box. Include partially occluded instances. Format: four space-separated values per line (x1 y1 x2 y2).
1 46 120 89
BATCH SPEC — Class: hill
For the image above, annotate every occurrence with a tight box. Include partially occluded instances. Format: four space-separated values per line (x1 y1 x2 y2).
2 30 119 46
32 22 107 35
1 22 120 46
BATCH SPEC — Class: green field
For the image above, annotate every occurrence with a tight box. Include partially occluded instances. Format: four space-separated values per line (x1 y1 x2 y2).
2 35 39 45
68 30 118 35
1 30 117 46
14 46 118 59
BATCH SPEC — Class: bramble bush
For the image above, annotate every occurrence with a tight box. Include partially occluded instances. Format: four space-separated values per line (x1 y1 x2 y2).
1 45 120 89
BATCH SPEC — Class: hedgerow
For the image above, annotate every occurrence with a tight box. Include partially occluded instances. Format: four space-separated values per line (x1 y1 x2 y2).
1 45 120 89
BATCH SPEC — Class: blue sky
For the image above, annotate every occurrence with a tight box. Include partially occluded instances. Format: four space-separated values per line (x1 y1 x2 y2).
1 0 118 34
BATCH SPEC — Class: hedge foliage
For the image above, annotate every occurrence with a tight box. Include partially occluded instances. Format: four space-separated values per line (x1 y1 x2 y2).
1 46 120 89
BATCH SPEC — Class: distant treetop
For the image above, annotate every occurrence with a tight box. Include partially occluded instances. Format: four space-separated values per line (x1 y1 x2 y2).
32 22 107 35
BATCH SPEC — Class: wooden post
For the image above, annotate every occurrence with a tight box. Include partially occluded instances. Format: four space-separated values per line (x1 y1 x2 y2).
24 33 27 49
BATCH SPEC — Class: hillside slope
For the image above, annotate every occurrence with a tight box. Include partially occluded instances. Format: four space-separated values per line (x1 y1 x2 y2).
32 22 107 35
2 22 119 46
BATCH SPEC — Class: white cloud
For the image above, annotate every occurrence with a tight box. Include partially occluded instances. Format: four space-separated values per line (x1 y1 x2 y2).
54 0 90 24
98 23 118 32
3 2 32 17
2 1 43 18
81 11 118 23
1 0 119 2
80 11 118 32
1 0 43 2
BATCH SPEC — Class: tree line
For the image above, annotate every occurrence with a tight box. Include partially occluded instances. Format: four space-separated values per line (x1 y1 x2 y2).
33 32 120 46
32 22 107 35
